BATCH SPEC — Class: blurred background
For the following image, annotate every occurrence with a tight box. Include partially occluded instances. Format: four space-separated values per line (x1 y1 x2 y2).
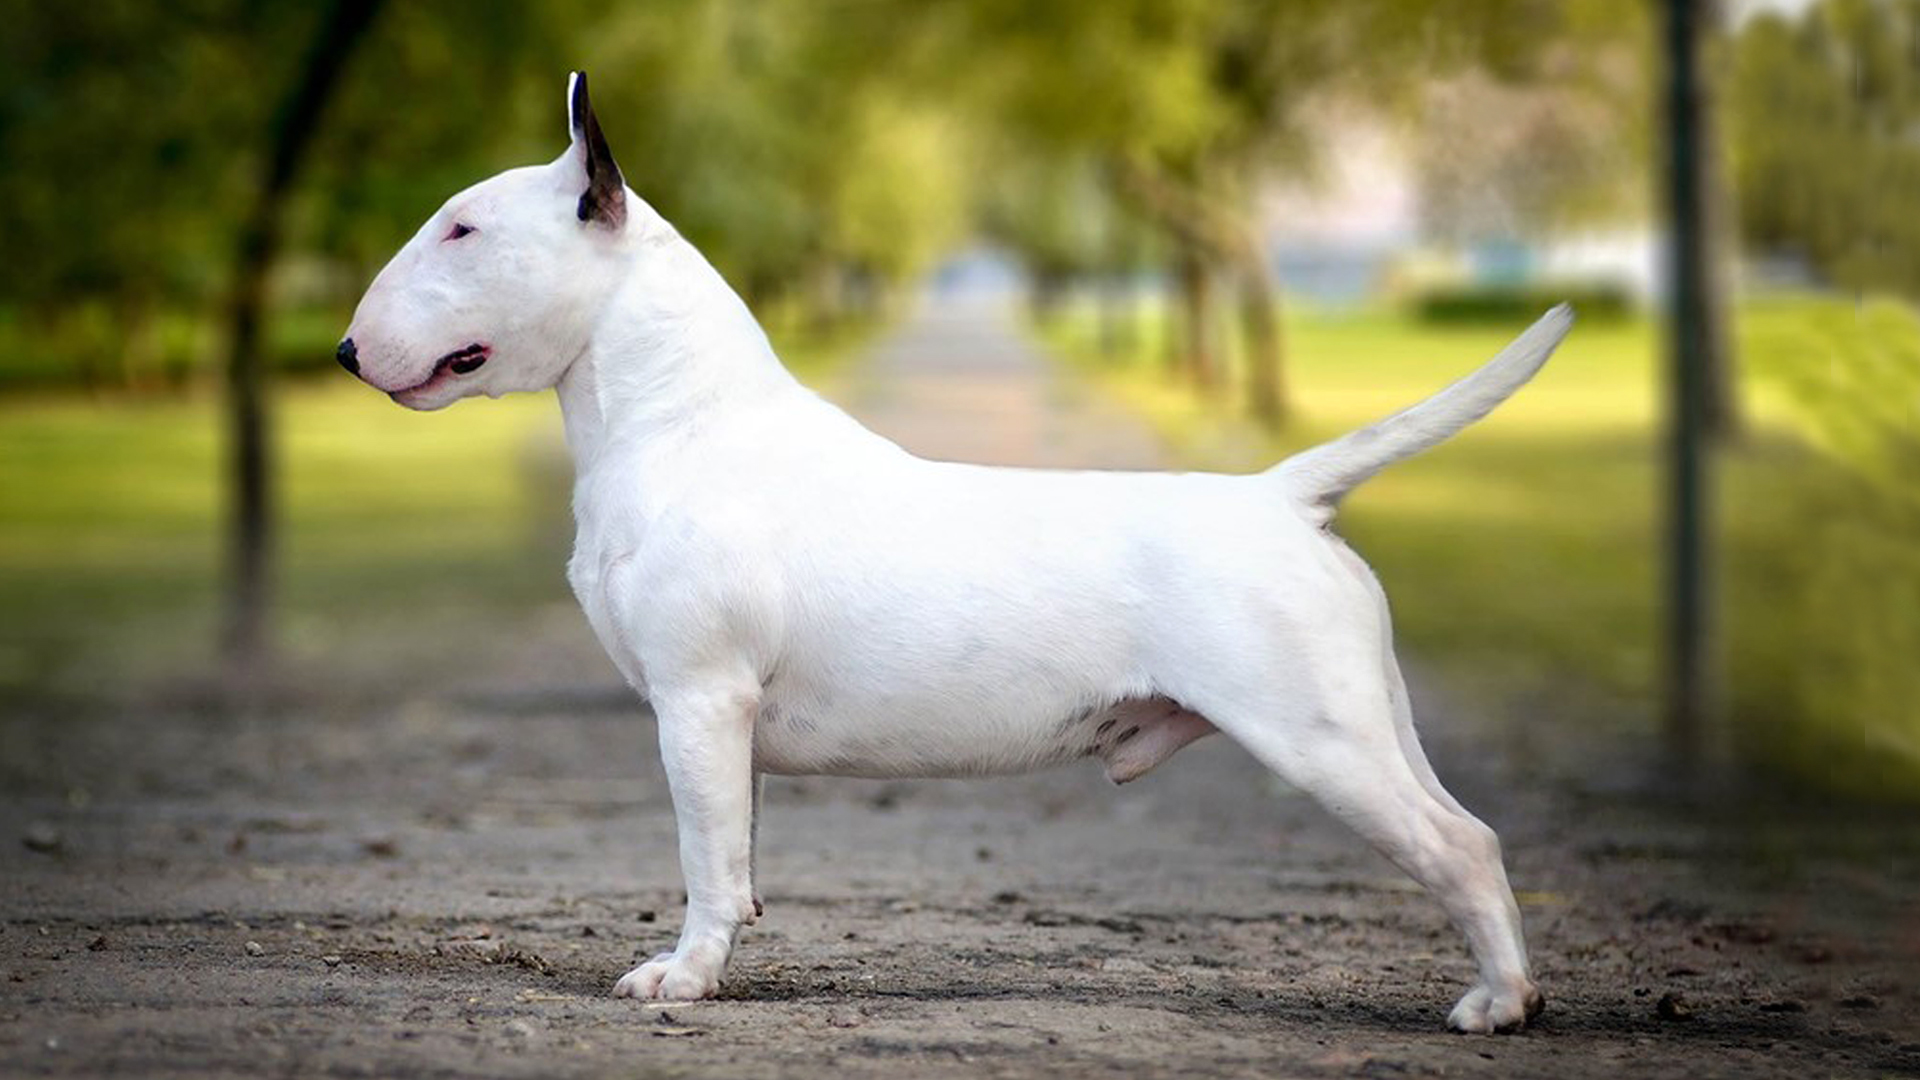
1 0 1915 805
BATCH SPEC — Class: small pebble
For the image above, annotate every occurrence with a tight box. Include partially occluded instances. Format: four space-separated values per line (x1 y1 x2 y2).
321 955 343 967
245 941 264 957
21 822 61 855
1656 991 1693 1021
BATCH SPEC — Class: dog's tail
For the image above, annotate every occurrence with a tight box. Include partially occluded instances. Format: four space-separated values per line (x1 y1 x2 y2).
1273 304 1574 523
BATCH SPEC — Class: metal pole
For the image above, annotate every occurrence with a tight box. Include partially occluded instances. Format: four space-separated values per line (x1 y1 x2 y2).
1661 0 1716 772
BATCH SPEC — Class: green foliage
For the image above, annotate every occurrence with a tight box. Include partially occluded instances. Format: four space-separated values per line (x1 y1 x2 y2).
0 1 975 389
977 154 1115 283
0 2 280 306
0 2 337 388
553 0 974 314
1729 0 1920 297
0 0 1685 392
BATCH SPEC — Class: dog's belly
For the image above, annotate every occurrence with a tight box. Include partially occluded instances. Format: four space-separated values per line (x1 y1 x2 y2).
750 688 1216 782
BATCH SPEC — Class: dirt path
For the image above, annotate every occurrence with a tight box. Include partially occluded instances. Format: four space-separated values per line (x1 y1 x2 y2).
841 294 1163 470
2 296 1915 1079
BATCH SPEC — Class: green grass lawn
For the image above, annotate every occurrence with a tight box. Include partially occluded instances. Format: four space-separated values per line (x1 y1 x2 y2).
0 383 573 701
0 325 864 705
1045 296 1920 801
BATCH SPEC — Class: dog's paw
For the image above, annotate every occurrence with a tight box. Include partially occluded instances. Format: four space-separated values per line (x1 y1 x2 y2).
1446 982 1544 1034
612 945 727 1002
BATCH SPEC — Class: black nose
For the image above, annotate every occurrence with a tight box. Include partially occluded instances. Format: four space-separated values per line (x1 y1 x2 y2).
336 338 359 375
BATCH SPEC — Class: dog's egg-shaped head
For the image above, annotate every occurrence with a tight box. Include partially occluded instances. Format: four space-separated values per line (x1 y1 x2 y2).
340 72 630 410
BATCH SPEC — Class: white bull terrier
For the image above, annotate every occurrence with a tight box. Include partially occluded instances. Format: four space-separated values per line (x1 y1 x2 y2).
341 72 1570 1033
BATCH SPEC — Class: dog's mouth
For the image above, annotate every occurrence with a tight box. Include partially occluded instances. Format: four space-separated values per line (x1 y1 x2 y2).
390 343 491 404
441 343 491 375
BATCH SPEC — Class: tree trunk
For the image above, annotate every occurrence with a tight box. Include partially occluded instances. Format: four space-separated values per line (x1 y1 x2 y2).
1235 245 1286 427
1115 275 1140 356
1028 269 1069 327
1174 247 1218 392
221 0 383 691
118 293 163 394
71 304 105 394
1096 275 1124 358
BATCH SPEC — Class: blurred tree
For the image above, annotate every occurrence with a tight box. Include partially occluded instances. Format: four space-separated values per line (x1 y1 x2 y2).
1415 44 1653 242
1 0 984 677
298 0 554 283
0 3 302 388
560 0 974 329
220 0 384 682
951 0 1587 426
977 152 1110 321
1729 0 1920 299
0 0 974 390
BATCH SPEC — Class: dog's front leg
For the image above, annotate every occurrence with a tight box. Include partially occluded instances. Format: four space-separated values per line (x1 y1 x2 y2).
614 683 759 1001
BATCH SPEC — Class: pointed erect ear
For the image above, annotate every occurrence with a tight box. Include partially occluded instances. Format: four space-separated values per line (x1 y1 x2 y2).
567 71 626 230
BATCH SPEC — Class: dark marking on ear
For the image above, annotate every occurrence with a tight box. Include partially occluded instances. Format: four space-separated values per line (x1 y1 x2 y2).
1055 702 1103 736
1115 726 1141 745
568 71 626 230
1094 719 1118 736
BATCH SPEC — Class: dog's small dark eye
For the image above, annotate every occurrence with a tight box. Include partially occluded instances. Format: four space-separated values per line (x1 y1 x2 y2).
445 222 476 241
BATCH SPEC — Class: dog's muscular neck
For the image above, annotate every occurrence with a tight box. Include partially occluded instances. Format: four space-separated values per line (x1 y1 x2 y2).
554 222 804 474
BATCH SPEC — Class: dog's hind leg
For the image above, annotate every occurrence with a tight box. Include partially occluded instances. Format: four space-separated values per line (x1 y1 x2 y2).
1382 654 1542 1031
1380 648 1536 993
1173 616 1541 1032
1362 561 1536 993
1226 689 1539 1031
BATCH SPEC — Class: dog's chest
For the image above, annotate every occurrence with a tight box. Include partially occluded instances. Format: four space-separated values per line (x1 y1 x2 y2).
566 534 649 695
